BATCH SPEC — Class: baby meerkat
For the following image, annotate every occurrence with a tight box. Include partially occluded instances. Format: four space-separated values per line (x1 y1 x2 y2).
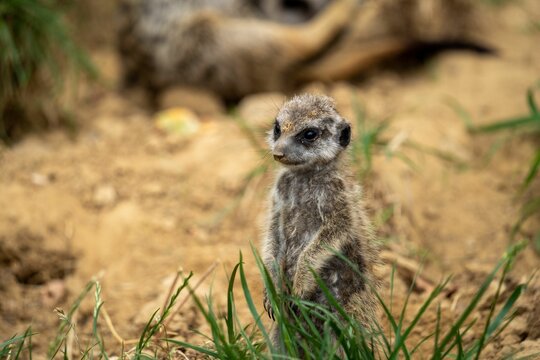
262 94 380 346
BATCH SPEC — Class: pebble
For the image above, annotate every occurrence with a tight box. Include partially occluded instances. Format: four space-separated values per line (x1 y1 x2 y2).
31 172 50 186
93 184 117 207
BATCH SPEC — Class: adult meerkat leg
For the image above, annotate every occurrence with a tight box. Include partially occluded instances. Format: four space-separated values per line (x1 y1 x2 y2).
223 0 359 64
268 0 360 62
295 0 489 83
179 0 358 97
296 36 411 82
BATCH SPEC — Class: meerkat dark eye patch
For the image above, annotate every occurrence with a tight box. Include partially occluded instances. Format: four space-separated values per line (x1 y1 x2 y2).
339 124 351 147
273 120 281 140
298 128 320 143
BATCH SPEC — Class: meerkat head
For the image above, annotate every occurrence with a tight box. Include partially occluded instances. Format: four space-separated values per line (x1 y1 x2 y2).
268 94 351 169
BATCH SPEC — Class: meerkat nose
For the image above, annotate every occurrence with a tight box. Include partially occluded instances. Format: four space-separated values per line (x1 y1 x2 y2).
273 152 285 161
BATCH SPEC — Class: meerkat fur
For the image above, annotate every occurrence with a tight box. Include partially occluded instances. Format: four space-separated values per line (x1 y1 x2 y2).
262 94 380 346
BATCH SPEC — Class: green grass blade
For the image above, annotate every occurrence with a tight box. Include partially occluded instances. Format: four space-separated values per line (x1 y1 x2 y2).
136 273 193 357
527 87 539 116
511 198 540 240
456 329 464 359
445 98 476 130
436 242 525 356
485 283 526 340
472 115 540 133
390 279 449 360
10 327 32 360
440 319 477 358
472 258 510 360
520 149 540 192
92 282 108 359
239 253 274 352
48 280 95 358
432 304 441 360
136 308 160 357
226 262 241 344
410 333 434 356
234 317 262 359
0 332 33 353
164 339 220 358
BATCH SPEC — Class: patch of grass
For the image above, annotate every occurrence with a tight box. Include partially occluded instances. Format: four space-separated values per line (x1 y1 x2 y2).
0 0 96 143
174 243 529 359
0 328 33 359
448 83 540 250
0 242 530 359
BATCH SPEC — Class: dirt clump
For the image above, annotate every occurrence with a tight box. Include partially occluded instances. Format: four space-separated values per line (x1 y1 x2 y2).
0 228 76 353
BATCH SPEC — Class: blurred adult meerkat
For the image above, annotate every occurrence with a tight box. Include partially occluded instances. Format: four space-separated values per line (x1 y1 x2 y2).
262 94 380 345
118 0 359 101
118 0 482 102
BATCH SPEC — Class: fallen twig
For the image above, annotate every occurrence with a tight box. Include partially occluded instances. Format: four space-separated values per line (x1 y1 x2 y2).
381 250 435 293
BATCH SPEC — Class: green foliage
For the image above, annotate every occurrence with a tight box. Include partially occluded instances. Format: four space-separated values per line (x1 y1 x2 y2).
0 0 95 142
135 273 192 359
0 328 33 359
171 243 528 359
0 243 529 359
48 280 95 358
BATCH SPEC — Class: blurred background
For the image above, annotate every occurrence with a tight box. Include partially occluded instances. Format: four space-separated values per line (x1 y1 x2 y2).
0 0 539 357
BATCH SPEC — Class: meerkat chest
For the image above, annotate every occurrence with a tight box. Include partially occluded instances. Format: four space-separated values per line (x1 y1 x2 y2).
276 175 334 249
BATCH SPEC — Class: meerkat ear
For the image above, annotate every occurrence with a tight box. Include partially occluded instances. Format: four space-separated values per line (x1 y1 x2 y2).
339 123 351 147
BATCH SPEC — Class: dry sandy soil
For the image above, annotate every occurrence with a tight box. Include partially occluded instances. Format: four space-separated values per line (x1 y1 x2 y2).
1 1 540 359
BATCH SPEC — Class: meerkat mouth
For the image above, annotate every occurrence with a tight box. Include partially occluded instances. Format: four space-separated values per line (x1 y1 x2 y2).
276 158 305 166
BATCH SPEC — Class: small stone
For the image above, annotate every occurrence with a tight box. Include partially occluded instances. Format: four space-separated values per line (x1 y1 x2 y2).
31 172 49 186
154 107 200 139
93 185 117 207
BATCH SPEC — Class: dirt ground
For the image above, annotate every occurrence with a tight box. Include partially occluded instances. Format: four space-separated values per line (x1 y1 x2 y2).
1 1 539 359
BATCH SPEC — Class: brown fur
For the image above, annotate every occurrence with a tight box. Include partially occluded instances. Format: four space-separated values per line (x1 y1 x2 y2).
118 0 481 101
262 94 380 349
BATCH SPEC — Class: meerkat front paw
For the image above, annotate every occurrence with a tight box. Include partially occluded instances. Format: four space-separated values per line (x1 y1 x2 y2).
263 289 275 321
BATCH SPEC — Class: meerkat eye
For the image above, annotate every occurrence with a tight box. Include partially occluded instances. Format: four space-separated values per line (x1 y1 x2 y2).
273 121 281 140
300 128 319 142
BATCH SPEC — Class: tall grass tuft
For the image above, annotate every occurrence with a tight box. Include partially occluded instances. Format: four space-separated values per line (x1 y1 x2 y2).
0 0 95 143
169 243 528 359
0 327 33 359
